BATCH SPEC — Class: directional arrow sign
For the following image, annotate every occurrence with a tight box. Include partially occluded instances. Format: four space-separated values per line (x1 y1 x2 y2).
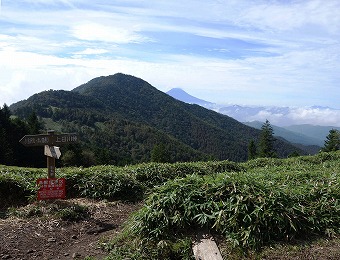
19 130 78 183
19 134 52 147
20 133 78 147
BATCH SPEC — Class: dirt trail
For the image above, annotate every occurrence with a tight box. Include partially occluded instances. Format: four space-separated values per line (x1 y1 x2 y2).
0 199 141 260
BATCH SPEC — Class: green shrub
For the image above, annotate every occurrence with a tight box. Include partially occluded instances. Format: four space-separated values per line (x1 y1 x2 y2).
56 203 89 221
0 167 43 208
131 160 243 188
62 166 144 201
129 155 340 250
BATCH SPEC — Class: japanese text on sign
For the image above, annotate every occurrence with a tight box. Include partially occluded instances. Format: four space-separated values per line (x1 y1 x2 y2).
37 178 66 200
55 135 78 144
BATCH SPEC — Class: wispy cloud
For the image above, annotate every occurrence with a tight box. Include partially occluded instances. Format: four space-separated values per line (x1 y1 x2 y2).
73 48 109 55
70 22 151 44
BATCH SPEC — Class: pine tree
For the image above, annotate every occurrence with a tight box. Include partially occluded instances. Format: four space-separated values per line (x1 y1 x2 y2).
248 140 257 160
151 143 169 163
322 129 340 152
259 119 276 158
27 111 41 134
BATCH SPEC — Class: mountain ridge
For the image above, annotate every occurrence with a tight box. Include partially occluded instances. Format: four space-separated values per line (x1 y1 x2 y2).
10 73 305 164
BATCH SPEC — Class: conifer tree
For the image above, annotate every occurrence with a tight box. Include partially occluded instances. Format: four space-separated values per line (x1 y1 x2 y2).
259 119 276 158
322 129 340 152
27 111 41 134
248 140 257 160
151 143 169 163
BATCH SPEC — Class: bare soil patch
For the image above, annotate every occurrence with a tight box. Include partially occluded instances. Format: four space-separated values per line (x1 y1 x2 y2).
0 199 141 260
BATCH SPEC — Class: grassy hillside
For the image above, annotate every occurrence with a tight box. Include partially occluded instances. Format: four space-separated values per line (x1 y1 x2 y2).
1 151 339 259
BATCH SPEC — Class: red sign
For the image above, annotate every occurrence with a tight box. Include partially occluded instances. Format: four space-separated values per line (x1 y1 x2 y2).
37 178 66 200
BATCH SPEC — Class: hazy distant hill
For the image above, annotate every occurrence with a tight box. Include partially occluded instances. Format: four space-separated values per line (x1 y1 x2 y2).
285 124 340 145
10 73 304 164
244 121 321 146
244 121 321 154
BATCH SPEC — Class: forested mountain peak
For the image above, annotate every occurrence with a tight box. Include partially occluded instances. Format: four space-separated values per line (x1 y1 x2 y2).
73 73 160 98
71 73 179 122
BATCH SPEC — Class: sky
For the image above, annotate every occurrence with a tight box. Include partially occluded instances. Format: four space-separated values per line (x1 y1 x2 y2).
0 0 339 125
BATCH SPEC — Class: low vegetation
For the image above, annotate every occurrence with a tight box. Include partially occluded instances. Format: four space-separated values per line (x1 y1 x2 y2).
1 151 339 259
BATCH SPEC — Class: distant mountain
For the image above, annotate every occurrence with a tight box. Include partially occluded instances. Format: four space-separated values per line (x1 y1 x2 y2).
284 124 340 146
166 88 214 107
244 121 322 146
10 73 305 165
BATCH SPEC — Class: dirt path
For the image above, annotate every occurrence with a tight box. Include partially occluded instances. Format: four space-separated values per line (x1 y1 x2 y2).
0 199 141 259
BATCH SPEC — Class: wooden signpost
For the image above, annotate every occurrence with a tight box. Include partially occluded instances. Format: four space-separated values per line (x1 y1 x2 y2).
20 130 78 200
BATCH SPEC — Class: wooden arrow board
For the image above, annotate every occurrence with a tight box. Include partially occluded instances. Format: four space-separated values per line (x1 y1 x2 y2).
19 134 51 147
20 133 78 147
54 133 78 145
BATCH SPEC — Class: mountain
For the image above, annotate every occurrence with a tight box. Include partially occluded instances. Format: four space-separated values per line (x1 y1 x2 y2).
10 73 304 165
166 88 214 107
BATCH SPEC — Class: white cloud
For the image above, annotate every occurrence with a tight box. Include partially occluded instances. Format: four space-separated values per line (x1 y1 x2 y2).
73 48 109 55
70 22 150 44
244 107 340 127
233 0 340 34
288 107 340 127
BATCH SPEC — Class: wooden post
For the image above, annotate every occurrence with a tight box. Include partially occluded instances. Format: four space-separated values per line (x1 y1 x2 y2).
47 130 56 178
47 156 56 178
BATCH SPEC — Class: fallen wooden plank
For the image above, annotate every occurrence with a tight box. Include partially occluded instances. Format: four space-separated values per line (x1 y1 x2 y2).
192 233 223 260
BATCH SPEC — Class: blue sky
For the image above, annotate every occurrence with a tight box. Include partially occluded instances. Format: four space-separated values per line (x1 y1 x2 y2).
0 0 339 113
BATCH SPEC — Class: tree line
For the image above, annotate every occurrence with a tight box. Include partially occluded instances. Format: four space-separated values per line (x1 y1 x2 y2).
1 104 339 167
247 119 339 160
0 104 46 167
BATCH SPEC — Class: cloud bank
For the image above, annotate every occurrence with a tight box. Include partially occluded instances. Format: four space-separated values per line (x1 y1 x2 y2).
218 105 340 127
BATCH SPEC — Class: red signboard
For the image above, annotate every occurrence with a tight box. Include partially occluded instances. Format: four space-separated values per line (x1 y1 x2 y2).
37 178 66 200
